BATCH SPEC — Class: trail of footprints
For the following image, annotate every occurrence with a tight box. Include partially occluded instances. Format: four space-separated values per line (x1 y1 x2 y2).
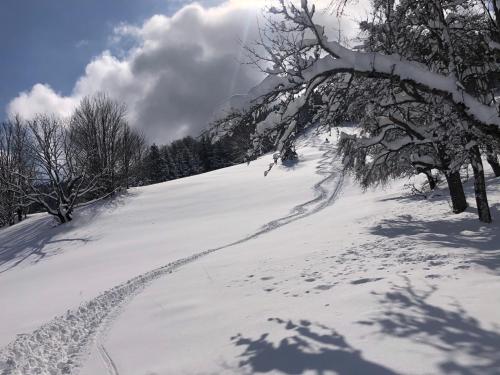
227 237 472 297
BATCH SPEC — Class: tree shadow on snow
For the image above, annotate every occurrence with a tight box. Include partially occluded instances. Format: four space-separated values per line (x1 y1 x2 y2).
280 158 302 170
230 317 399 374
0 191 133 274
358 278 500 375
378 174 500 206
0 217 89 274
369 203 500 272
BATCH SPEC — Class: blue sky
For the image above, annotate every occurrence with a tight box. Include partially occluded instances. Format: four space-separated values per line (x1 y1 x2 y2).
0 0 220 120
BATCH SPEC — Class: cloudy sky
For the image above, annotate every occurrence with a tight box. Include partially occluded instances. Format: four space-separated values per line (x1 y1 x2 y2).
1 0 363 143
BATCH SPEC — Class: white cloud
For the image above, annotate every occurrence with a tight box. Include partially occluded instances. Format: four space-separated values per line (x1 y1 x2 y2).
7 0 366 143
8 84 78 119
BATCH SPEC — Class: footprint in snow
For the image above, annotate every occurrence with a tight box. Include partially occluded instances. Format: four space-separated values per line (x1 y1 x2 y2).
425 274 442 279
314 284 335 290
350 277 384 285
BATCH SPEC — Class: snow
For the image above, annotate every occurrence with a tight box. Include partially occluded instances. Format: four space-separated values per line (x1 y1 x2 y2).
1 130 500 375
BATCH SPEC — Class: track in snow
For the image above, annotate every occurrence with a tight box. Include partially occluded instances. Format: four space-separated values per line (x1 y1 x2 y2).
258 138 343 233
97 342 119 375
0 138 344 375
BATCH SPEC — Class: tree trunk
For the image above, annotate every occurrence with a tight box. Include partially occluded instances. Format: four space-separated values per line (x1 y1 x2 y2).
424 170 436 190
16 208 22 223
56 205 73 223
445 171 468 214
470 146 492 223
57 212 72 223
486 145 500 177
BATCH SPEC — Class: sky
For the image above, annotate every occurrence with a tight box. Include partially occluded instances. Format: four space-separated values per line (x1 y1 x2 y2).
1 0 363 143
0 1 208 116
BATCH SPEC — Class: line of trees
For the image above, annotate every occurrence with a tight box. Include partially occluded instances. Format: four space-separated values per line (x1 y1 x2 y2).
141 132 252 185
139 108 259 185
0 93 254 227
0 94 145 225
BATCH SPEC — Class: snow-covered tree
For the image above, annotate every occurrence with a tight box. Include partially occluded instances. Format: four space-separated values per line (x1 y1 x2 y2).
337 0 498 222
226 0 500 145
214 0 500 222
337 83 471 214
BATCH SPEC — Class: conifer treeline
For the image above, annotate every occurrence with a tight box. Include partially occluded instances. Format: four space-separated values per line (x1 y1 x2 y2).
141 135 245 185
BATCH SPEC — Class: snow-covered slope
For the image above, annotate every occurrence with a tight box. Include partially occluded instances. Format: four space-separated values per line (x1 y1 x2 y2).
1 131 500 375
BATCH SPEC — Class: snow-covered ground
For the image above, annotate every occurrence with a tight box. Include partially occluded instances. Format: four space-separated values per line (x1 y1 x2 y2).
1 130 500 375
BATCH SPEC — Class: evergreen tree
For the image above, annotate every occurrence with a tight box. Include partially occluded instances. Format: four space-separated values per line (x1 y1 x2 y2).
210 140 231 169
170 140 191 177
144 144 165 184
199 135 215 171
161 145 179 180
182 137 203 175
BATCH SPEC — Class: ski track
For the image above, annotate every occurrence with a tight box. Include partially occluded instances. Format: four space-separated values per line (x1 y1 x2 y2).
0 139 343 375
97 343 119 375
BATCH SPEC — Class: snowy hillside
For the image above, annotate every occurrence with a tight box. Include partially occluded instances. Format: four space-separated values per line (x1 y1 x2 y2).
1 130 500 375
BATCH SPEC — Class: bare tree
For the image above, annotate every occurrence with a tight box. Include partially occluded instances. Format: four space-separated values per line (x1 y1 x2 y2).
120 125 146 189
0 116 32 226
7 115 101 223
69 93 128 195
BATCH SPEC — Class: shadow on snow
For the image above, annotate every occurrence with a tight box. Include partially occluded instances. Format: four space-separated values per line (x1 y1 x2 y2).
0 191 133 274
230 317 399 374
358 278 500 375
369 202 500 272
